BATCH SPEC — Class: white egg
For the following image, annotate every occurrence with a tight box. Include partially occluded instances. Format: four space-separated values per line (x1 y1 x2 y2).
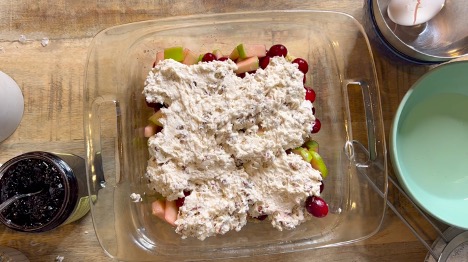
0 71 24 142
387 0 445 26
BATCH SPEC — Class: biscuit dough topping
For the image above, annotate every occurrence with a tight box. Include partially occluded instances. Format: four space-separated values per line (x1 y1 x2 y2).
143 56 322 240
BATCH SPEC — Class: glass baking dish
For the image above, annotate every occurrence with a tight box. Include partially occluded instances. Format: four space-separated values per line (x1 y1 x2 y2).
84 10 387 261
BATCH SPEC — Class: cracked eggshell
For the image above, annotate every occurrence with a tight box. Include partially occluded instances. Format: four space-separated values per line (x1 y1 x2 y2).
387 0 445 26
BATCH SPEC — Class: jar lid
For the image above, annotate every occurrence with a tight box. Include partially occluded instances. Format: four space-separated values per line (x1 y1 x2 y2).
425 227 468 262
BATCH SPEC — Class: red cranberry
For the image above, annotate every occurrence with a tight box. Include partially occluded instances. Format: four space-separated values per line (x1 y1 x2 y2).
305 196 328 218
312 118 321 133
292 58 309 74
320 181 324 193
259 56 270 69
267 44 288 57
303 75 306 84
175 197 185 208
175 190 191 208
237 72 246 78
255 214 268 221
218 57 229 62
146 101 164 111
305 87 316 102
202 53 217 62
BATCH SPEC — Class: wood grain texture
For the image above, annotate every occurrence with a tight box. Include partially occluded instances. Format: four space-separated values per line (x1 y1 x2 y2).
0 0 448 261
0 0 362 40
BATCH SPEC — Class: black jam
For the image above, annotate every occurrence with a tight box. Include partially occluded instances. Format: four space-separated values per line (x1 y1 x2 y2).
0 158 65 229
0 152 87 232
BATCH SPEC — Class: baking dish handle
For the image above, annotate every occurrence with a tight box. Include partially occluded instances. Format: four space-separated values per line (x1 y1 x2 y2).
344 81 380 161
85 96 125 256
86 96 121 196
344 80 387 192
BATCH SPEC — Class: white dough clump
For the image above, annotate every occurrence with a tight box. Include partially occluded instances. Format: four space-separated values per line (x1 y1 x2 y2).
143 56 322 240
130 193 142 202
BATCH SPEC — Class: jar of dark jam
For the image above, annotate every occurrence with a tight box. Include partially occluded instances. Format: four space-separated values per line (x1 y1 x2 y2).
0 151 89 232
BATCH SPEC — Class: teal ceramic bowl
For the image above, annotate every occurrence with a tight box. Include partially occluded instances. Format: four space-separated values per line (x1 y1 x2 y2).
391 61 468 229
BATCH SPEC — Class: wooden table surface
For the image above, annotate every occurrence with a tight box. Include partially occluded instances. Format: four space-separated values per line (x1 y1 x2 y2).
0 0 457 261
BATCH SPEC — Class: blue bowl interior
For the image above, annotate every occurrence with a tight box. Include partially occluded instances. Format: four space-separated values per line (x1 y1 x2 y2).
391 61 468 229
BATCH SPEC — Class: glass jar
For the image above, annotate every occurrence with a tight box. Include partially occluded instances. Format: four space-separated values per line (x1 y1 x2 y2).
0 151 90 232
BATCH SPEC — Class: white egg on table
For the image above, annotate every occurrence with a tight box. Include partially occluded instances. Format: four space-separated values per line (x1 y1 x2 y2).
387 0 445 26
0 71 24 142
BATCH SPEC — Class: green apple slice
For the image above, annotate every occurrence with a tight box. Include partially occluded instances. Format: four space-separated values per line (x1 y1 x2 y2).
229 46 239 60
153 51 164 67
237 44 266 59
148 110 164 127
234 56 259 74
144 124 157 138
292 147 313 162
197 54 204 62
164 200 178 226
212 49 224 59
151 199 166 221
164 46 184 62
304 140 319 153
182 48 199 65
309 151 328 178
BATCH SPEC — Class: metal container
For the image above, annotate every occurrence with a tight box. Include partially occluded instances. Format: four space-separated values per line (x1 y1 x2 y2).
370 0 468 63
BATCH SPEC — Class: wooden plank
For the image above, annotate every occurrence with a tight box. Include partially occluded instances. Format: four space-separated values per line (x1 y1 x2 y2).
0 0 364 40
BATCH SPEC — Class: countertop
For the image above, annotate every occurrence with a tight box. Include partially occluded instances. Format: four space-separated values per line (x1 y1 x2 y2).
0 0 449 261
